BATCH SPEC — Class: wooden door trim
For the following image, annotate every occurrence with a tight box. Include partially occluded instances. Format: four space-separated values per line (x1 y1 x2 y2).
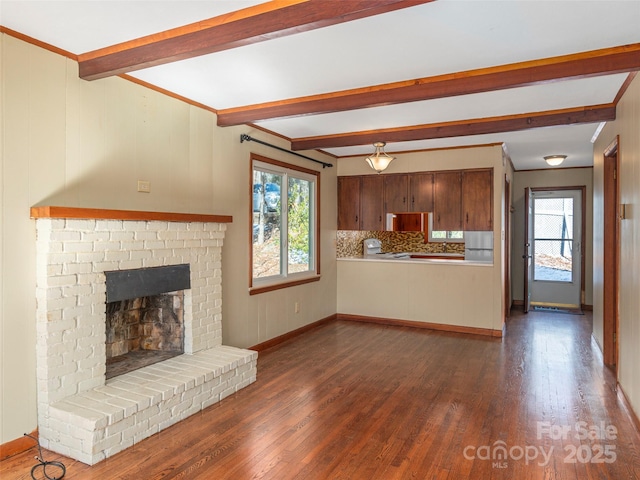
603 136 620 369
504 175 511 318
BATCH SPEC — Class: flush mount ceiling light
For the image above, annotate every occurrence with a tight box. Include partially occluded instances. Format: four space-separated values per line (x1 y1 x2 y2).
544 155 567 167
365 142 395 174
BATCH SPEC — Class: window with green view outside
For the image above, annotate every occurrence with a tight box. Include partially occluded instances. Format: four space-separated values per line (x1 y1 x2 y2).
251 156 319 290
427 213 464 242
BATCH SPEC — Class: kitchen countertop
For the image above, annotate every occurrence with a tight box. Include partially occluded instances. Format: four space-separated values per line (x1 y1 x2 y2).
372 252 464 259
338 253 492 266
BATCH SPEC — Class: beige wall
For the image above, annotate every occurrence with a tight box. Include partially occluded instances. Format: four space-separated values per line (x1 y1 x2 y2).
593 74 640 419
0 34 337 444
338 261 500 330
337 145 509 332
511 168 594 306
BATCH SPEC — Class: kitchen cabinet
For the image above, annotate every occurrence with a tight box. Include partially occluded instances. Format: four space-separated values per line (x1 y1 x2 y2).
433 171 462 231
337 168 492 232
337 175 384 230
410 172 434 212
462 169 493 231
384 174 409 213
384 173 432 213
337 176 361 230
360 175 384 230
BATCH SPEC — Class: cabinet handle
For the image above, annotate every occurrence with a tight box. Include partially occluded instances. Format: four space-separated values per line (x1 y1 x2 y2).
355 215 358 223
466 213 469 224
379 215 382 222
403 197 406 204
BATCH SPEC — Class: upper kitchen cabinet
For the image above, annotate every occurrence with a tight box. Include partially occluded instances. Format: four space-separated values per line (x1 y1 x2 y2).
462 169 493 231
360 175 385 230
433 171 462 231
337 167 492 232
410 172 434 212
384 174 409 213
337 176 361 230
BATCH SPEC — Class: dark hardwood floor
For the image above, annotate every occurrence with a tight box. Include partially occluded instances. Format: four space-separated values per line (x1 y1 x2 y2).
2 309 640 479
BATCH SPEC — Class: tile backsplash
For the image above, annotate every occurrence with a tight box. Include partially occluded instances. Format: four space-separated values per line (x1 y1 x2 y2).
337 230 465 257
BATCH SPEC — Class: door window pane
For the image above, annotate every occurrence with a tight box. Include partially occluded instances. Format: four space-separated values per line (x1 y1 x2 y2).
533 197 574 282
534 240 573 281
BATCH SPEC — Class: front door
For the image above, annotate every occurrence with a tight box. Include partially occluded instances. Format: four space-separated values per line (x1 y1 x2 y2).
527 189 582 309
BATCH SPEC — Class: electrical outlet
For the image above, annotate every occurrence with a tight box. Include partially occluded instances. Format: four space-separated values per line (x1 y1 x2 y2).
137 180 151 193
294 302 300 313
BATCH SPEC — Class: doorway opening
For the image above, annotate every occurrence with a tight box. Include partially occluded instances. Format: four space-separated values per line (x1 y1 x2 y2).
524 187 585 313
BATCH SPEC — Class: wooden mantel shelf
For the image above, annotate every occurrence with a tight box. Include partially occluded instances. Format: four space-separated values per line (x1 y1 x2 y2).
30 206 232 223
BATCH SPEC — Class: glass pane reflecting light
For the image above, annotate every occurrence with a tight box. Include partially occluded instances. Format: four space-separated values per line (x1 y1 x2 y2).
252 170 282 279
533 197 574 282
287 178 311 273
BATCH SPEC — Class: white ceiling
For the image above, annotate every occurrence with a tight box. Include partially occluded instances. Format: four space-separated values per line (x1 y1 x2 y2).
2 0 640 170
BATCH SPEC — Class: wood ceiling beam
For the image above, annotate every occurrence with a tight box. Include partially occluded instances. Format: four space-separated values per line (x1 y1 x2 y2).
217 44 640 126
78 0 433 80
290 104 617 150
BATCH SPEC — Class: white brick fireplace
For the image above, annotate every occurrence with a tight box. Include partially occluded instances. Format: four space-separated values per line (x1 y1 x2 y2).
32 207 257 465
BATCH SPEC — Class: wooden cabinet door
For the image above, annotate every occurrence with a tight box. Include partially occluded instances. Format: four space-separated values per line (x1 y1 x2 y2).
462 169 493 231
433 171 462 231
384 174 409 213
360 175 384 230
337 176 361 230
410 172 434 212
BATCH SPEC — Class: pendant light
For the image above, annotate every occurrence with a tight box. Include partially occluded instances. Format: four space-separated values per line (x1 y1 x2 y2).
365 142 395 173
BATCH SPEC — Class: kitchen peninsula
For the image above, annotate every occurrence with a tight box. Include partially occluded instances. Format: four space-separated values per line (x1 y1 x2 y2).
335 145 510 338
337 241 501 337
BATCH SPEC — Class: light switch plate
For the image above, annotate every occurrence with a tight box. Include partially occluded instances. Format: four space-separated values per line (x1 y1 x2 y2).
137 180 151 193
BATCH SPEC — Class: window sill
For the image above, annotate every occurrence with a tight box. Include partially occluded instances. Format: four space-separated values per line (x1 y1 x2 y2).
249 275 321 295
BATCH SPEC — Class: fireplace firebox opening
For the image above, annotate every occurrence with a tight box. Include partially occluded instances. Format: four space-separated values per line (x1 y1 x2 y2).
105 292 184 379
104 264 191 379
